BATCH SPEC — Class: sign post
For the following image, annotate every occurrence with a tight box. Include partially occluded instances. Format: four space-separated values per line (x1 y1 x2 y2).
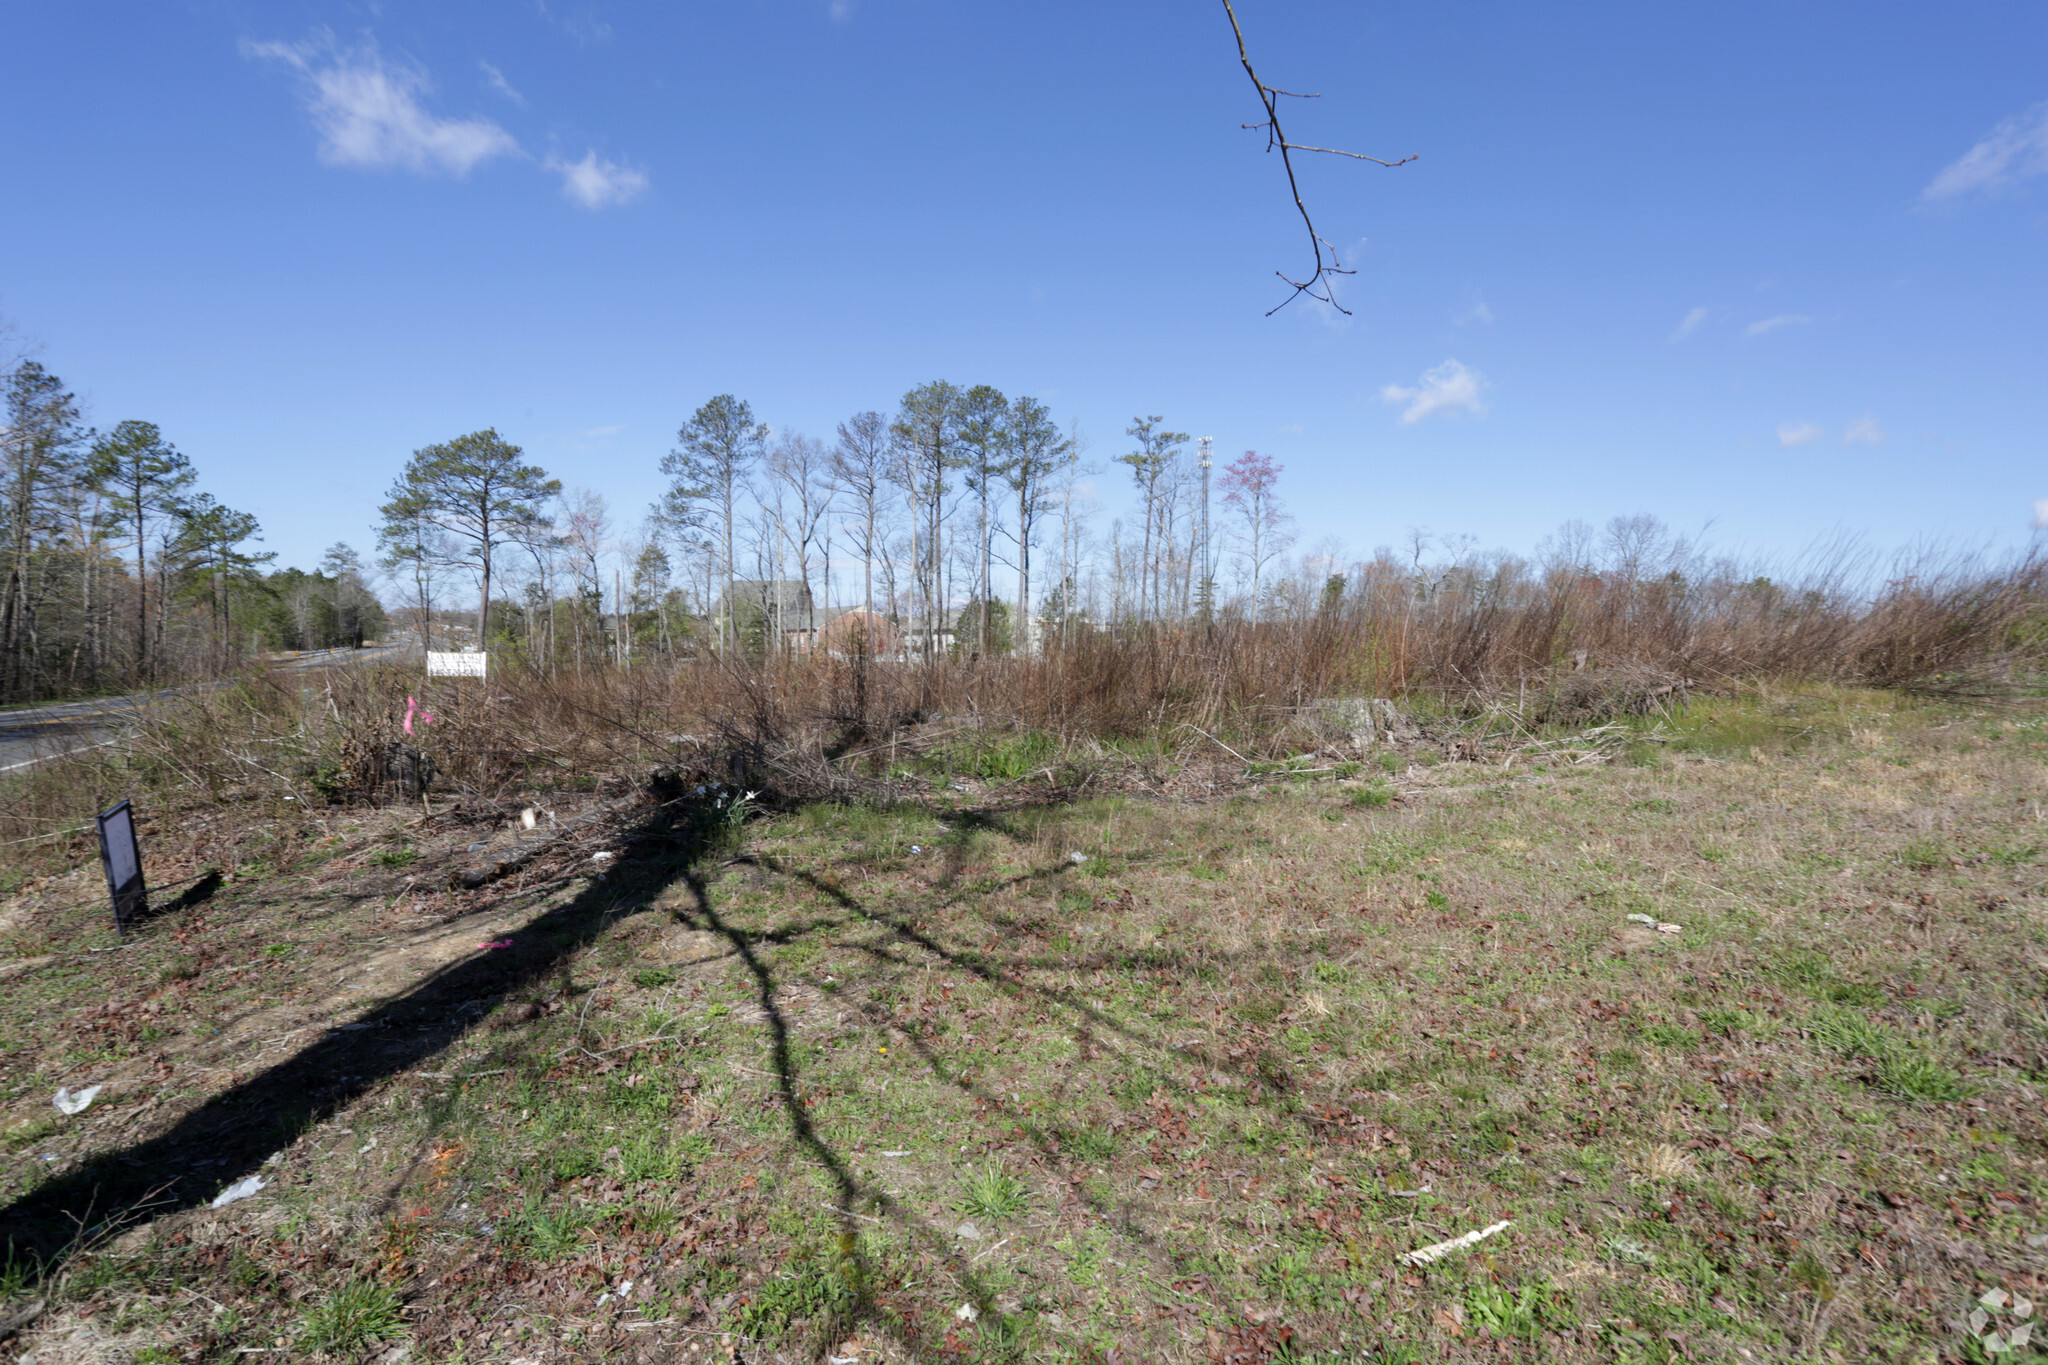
426 651 487 679
96 799 147 936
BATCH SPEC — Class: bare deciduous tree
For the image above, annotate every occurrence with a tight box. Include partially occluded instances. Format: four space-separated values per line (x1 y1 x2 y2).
1219 449 1294 624
766 432 835 649
1118 416 1188 623
832 411 891 618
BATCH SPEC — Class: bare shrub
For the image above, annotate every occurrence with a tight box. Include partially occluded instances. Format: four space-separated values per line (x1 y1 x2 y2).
0 545 2038 863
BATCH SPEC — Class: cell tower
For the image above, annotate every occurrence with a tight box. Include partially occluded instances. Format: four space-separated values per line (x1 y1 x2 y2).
1196 436 1214 617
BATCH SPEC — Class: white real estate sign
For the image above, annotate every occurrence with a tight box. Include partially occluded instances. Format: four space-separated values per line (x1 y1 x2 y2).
427 651 488 678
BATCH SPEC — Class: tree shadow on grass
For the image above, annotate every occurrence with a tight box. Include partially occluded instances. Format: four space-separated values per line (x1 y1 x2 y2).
7 787 1403 1356
0 781 712 1282
648 803 1404 1358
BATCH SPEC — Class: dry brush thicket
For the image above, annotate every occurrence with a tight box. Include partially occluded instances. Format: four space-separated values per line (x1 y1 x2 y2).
0 546 2038 863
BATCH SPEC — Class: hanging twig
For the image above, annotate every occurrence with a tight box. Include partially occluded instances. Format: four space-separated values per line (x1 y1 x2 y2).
1219 0 1417 315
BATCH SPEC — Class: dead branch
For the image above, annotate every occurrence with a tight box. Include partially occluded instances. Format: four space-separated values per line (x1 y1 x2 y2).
1220 0 1416 315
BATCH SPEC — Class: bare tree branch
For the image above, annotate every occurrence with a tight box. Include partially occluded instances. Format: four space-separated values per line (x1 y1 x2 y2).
1220 0 1417 316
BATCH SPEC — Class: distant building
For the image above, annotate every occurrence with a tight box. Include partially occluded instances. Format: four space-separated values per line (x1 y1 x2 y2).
812 607 901 659
714 583 964 659
715 580 813 652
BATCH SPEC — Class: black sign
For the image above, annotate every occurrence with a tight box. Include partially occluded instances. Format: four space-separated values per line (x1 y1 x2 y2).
96 799 148 936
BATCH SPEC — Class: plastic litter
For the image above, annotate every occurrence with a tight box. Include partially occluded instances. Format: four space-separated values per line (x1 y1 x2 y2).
1656 922 1682 934
210 1174 267 1208
954 1303 978 1322
955 1222 982 1241
1069 851 1088 865
592 851 614 863
1625 913 1657 926
53 1085 101 1116
1401 1218 1513 1267
520 807 538 830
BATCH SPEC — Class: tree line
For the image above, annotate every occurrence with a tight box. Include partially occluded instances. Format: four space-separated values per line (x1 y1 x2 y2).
0 354 383 702
375 382 1307 665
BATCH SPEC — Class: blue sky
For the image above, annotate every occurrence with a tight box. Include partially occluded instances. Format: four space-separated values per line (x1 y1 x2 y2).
2 1 2044 580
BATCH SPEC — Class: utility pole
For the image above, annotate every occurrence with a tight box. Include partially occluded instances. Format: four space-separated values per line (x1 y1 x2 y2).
1196 436 1214 621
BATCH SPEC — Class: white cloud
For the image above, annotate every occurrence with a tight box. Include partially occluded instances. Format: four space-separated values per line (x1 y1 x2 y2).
2034 499 2048 530
1841 417 1885 447
829 0 856 20
1924 101 2048 201
546 151 648 209
1670 306 1709 342
480 61 525 105
1777 422 1824 448
1455 300 1494 326
244 34 519 177
1745 313 1812 338
534 2 613 45
1380 359 1489 425
1276 422 1305 435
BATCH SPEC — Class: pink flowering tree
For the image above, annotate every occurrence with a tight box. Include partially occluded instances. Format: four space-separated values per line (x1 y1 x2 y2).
1219 450 1294 624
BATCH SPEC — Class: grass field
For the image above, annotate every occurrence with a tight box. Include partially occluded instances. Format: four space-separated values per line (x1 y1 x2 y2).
4 686 2048 1363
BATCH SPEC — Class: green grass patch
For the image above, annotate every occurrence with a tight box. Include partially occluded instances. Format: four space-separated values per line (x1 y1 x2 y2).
956 1165 1030 1218
295 1279 404 1355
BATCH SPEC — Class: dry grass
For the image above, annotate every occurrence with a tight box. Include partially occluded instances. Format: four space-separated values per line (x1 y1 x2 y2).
5 539 2043 861
4 686 2048 1363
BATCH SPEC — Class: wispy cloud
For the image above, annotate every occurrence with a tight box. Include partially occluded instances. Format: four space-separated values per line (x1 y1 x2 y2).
1455 299 1494 327
546 151 648 209
1924 101 2048 201
248 34 649 209
2034 499 2048 531
243 33 518 177
1745 313 1812 338
1670 306 1709 342
1841 417 1885 447
1381 360 1489 424
1276 422 1305 435
480 61 525 105
534 1 613 45
829 0 856 20
1777 421 1824 448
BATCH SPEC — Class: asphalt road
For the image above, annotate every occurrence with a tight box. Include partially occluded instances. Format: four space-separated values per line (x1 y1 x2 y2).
0 639 414 773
